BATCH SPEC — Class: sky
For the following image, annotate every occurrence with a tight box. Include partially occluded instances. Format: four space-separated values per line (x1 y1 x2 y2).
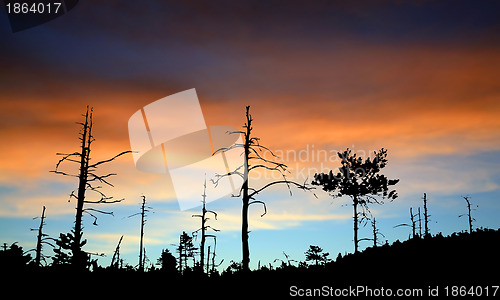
1 0 500 271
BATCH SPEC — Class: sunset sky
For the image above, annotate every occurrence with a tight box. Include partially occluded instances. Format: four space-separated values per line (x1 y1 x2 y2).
1 0 500 270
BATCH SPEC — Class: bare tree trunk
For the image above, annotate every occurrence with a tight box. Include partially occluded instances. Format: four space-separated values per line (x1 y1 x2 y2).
423 193 430 238
418 207 422 237
461 196 474 233
241 107 252 272
139 196 146 272
410 207 416 239
192 180 218 274
206 245 211 274
200 206 206 272
353 196 359 253
34 206 46 267
242 182 250 271
73 107 91 269
110 235 123 268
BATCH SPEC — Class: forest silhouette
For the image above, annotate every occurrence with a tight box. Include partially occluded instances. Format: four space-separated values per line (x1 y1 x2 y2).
1 105 498 296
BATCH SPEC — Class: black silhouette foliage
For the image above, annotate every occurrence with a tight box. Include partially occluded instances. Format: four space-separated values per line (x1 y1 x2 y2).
305 245 330 266
313 148 399 252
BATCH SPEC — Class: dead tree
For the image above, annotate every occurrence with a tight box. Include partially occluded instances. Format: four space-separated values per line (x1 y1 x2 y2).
192 179 218 273
110 235 124 269
459 196 477 233
34 206 47 267
51 106 131 269
213 105 314 272
360 218 386 247
29 206 55 267
394 208 418 239
127 195 152 272
418 207 422 237
370 218 385 247
206 239 224 274
423 193 430 238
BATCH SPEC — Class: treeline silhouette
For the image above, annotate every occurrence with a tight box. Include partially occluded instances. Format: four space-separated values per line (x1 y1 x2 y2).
1 105 498 296
2 229 498 297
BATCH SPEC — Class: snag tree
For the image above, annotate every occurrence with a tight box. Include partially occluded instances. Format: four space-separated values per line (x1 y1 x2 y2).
51 106 131 269
192 179 218 273
459 195 477 233
213 106 314 272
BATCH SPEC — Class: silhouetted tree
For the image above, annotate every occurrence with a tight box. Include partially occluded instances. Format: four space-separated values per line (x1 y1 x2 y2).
223 260 242 275
127 195 152 272
394 207 419 239
157 249 177 273
213 106 314 271
51 245 71 267
176 231 197 273
208 244 224 275
313 148 399 253
110 235 123 269
192 179 218 273
459 196 477 233
417 207 422 237
51 106 131 269
305 245 330 266
0 243 32 271
29 206 55 267
423 193 430 238
360 218 385 247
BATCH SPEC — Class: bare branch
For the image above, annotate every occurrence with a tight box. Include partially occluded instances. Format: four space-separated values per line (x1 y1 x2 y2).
88 150 133 169
211 167 245 187
249 180 313 198
249 200 267 217
53 152 81 170
249 143 280 158
84 208 114 216
206 210 218 220
49 170 79 177
212 142 245 155
393 223 411 228
83 197 124 204
87 172 117 187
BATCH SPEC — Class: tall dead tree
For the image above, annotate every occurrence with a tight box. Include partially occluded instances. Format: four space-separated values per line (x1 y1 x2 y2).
127 195 152 272
29 206 55 267
213 106 314 272
423 193 430 238
459 196 477 233
51 106 131 269
34 206 46 267
418 207 422 237
192 179 218 273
